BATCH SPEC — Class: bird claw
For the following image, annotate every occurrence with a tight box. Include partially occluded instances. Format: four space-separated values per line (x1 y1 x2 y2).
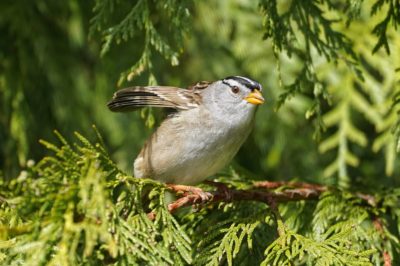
204 180 232 201
166 184 213 202
193 188 213 202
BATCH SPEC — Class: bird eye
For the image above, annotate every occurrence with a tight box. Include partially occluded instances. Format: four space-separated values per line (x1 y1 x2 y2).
231 86 240 94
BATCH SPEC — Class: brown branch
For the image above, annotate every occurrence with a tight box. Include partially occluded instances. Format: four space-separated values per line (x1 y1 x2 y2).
356 192 377 207
254 180 328 192
166 185 322 215
147 184 322 219
147 180 378 221
373 217 392 266
383 252 392 266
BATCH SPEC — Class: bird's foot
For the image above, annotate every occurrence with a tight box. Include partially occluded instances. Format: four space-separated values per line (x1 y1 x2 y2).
203 180 233 201
166 184 213 202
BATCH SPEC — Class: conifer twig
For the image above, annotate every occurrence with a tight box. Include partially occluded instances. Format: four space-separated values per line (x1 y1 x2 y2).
147 180 380 232
156 181 379 215
165 184 322 215
383 252 392 266
253 180 328 192
373 217 392 266
147 184 322 220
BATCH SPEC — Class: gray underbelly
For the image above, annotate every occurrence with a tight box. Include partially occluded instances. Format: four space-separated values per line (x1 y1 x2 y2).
134 110 253 185
153 130 249 184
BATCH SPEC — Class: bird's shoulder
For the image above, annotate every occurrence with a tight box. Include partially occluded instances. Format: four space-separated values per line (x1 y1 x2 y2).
174 80 212 107
186 80 213 91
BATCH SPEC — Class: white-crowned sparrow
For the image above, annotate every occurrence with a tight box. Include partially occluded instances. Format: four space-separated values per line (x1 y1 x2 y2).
108 76 264 186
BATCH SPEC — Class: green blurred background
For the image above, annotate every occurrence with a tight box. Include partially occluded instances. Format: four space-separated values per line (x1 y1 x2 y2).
0 0 399 188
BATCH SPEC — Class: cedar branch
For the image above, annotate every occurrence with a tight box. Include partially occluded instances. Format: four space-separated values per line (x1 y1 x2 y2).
166 183 322 214
147 181 378 221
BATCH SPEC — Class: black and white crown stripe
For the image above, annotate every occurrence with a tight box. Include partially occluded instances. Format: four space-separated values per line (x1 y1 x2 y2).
222 76 262 92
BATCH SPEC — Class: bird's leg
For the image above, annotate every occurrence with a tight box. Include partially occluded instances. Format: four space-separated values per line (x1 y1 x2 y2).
203 180 233 201
166 184 213 201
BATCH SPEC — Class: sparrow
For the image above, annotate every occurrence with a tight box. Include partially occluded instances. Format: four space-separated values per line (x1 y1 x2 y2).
107 76 264 188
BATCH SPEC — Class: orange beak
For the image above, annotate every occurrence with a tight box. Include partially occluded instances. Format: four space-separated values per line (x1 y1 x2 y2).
245 89 264 105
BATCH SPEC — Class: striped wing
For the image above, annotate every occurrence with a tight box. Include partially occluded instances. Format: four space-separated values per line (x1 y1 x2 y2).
107 86 202 112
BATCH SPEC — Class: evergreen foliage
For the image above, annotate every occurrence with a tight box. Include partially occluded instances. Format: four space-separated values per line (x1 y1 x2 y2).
1 0 400 265
0 130 192 265
0 131 399 265
90 0 191 85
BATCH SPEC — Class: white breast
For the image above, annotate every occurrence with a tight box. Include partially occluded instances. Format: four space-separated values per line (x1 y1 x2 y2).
134 105 256 185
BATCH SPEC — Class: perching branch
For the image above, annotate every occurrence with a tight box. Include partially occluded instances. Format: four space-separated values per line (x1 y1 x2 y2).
167 185 321 214
253 180 327 192
157 180 377 216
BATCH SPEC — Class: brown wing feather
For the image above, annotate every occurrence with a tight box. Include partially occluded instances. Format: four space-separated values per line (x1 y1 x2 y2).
187 80 212 91
107 86 201 112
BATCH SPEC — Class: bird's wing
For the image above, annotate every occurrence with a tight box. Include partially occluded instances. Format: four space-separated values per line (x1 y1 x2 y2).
107 86 202 112
187 80 212 91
